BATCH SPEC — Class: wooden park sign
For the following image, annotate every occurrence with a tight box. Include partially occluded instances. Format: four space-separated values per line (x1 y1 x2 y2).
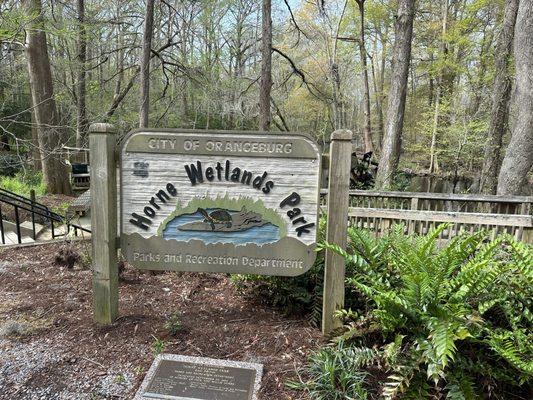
90 123 352 334
120 129 321 276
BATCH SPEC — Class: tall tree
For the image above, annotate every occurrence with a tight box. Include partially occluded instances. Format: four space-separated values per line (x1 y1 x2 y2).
478 0 519 194
259 0 272 131
497 0 533 195
75 0 88 147
139 0 155 128
23 0 71 194
429 0 449 173
356 0 373 152
375 0 416 189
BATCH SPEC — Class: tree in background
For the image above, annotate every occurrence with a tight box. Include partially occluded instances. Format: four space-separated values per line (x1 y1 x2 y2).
355 0 374 152
23 0 71 194
479 0 519 194
0 0 530 194
497 0 533 195
139 0 155 128
259 0 272 131
374 0 416 189
75 0 89 147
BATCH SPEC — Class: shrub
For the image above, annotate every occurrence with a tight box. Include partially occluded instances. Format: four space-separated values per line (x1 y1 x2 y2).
297 224 532 399
287 341 372 399
231 217 327 326
164 312 182 336
151 337 166 356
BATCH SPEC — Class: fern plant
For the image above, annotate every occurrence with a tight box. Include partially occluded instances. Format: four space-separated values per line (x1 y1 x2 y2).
313 224 533 399
287 340 375 399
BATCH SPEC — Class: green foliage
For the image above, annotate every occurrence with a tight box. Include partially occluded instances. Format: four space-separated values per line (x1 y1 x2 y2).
151 336 166 356
51 201 70 215
164 313 183 336
300 225 532 398
287 341 372 400
0 170 45 197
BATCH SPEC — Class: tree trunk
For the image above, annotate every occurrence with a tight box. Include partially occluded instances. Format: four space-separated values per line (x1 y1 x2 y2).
75 0 88 147
259 0 272 131
356 0 373 153
29 86 41 171
371 44 384 148
180 8 189 121
479 0 519 194
24 0 71 194
139 0 155 128
497 0 533 195
429 0 449 173
375 0 416 189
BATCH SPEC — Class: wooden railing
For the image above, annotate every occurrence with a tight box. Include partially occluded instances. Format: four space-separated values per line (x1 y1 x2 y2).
320 189 533 243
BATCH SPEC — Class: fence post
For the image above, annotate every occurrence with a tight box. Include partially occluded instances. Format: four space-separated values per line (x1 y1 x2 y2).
322 129 353 335
408 196 419 234
89 123 118 325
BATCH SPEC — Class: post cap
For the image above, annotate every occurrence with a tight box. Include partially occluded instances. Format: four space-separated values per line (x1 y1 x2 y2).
89 123 117 134
331 129 353 141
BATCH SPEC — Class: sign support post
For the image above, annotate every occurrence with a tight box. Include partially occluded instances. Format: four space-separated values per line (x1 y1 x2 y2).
89 123 119 325
322 129 353 335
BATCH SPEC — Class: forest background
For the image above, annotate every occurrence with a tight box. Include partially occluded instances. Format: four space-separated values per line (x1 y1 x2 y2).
0 0 532 195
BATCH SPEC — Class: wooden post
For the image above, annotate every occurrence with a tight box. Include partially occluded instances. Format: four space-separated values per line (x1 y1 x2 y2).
89 123 118 325
408 197 418 235
322 129 353 335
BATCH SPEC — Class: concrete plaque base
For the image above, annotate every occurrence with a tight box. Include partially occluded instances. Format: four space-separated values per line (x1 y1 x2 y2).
134 354 263 400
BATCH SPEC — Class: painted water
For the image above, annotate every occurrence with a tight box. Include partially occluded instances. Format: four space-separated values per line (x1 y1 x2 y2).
162 208 280 245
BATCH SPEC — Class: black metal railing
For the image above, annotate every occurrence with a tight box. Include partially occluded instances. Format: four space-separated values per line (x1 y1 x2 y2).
0 188 91 245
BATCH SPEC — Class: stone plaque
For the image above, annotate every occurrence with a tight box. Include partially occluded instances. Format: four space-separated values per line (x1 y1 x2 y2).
120 129 321 276
134 354 263 400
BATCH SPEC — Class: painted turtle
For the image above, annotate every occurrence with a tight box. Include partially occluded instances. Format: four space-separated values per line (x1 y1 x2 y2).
197 208 233 230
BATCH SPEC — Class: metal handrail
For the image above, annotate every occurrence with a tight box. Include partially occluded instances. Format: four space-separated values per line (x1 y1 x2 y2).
0 190 91 245
0 187 50 214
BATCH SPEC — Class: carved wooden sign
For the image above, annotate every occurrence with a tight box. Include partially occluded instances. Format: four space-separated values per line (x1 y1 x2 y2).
120 129 321 276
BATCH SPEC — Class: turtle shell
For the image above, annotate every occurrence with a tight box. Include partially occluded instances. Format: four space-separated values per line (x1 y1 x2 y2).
209 210 232 222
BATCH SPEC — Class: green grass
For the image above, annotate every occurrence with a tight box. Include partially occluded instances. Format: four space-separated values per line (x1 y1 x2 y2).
0 170 45 197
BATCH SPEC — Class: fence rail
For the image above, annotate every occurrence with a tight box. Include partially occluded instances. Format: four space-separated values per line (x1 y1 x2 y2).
320 189 533 243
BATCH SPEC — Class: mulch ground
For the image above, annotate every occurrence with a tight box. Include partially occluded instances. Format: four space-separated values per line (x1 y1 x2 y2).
0 240 323 400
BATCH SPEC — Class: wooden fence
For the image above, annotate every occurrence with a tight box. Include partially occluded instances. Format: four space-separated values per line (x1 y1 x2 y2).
320 189 533 243
319 131 532 334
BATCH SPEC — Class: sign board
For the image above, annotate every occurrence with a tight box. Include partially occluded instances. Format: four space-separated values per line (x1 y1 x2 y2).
134 354 263 400
120 129 321 276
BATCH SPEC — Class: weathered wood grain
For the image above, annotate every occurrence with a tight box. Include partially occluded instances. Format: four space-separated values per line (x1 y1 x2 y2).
320 188 532 204
90 123 118 325
322 129 353 335
348 207 533 227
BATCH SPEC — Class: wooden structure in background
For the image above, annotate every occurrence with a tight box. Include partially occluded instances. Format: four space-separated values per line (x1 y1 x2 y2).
62 146 91 191
321 189 533 243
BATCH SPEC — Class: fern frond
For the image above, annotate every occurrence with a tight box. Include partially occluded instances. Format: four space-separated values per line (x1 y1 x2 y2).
445 373 478 400
488 333 533 375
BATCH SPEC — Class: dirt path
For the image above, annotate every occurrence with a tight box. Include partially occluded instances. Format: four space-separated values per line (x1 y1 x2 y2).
0 241 322 399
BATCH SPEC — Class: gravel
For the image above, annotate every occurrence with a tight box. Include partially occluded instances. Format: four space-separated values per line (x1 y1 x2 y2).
0 320 28 338
0 338 135 399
